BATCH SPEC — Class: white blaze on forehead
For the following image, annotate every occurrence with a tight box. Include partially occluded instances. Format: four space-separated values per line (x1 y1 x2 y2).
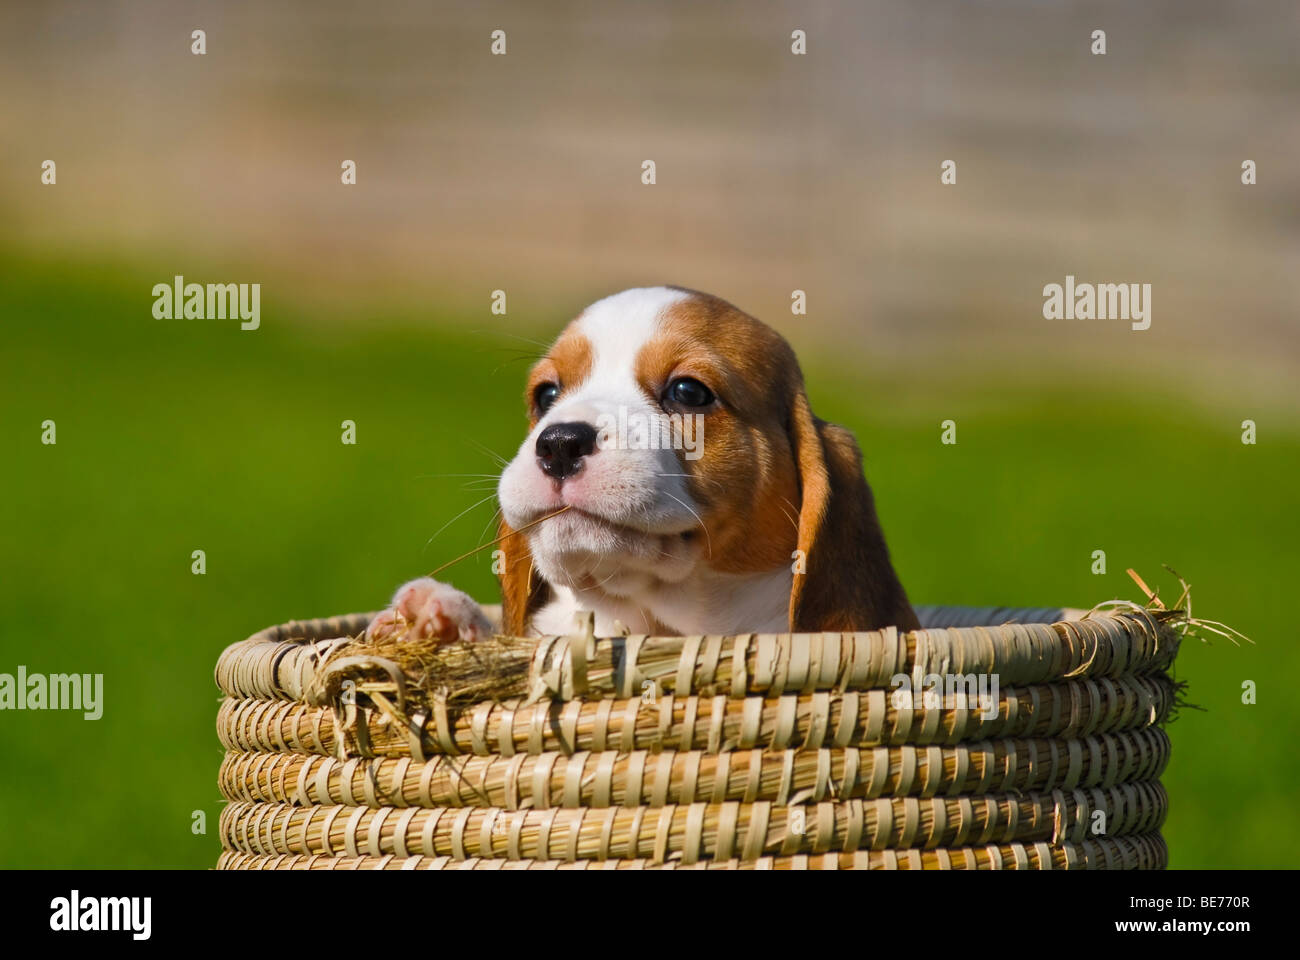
571 286 692 393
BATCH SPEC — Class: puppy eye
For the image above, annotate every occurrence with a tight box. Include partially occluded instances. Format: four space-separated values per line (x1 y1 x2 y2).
533 382 560 414
666 377 715 408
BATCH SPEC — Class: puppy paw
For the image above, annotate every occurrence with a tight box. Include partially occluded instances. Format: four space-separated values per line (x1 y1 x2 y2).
366 578 494 644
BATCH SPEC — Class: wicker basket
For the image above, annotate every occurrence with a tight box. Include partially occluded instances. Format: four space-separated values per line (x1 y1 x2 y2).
213 603 1179 870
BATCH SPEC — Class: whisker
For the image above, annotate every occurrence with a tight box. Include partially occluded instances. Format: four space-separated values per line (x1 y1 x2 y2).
413 473 504 480
656 472 726 503
476 506 504 551
465 438 510 469
491 355 546 376
424 494 500 548
778 497 801 534
588 563 622 592
662 492 712 558
426 506 572 578
470 330 554 352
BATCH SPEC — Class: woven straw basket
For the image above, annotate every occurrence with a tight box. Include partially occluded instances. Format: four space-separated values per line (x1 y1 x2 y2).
213 603 1179 870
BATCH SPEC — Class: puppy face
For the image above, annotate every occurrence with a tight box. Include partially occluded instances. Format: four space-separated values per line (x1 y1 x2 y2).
497 287 802 601
496 286 918 635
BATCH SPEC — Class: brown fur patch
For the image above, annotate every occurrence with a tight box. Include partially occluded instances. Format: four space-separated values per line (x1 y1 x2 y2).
649 290 918 630
786 392 920 632
497 515 548 637
636 292 804 574
523 329 593 424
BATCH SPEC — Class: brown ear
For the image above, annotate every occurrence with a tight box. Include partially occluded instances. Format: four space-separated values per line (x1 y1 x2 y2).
496 517 549 636
787 390 919 632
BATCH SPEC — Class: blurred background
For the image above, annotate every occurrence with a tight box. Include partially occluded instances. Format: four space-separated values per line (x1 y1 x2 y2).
1 0 1297 868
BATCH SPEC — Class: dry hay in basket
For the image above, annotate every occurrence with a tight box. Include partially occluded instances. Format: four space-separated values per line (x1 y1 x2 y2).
1122 567 1254 647
303 619 538 711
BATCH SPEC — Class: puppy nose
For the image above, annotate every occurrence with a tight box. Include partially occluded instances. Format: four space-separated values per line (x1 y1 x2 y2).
535 421 597 480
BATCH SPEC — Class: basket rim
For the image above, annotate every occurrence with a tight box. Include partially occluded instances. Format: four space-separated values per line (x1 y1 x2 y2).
216 672 1177 758
214 603 1179 709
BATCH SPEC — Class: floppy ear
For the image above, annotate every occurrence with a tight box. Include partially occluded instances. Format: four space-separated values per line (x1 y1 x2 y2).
787 390 919 632
496 516 549 636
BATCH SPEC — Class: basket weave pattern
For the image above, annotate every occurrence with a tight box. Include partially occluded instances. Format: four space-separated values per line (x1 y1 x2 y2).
214 605 1178 870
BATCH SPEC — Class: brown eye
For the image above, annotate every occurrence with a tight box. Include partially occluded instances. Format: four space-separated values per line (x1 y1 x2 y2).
533 382 560 414
667 377 714 408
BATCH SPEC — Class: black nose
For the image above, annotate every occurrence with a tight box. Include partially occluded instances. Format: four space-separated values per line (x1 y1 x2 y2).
535 421 597 480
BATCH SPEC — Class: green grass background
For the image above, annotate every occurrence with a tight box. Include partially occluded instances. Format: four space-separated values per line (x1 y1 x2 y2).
1 252 1295 868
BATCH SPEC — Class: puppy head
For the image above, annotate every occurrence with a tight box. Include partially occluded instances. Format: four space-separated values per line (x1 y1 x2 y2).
496 286 916 634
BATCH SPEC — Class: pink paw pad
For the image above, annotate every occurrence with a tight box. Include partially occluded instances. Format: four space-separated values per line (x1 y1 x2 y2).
366 578 493 645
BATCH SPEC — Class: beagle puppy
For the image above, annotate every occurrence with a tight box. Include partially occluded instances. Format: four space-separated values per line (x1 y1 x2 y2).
369 286 918 643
